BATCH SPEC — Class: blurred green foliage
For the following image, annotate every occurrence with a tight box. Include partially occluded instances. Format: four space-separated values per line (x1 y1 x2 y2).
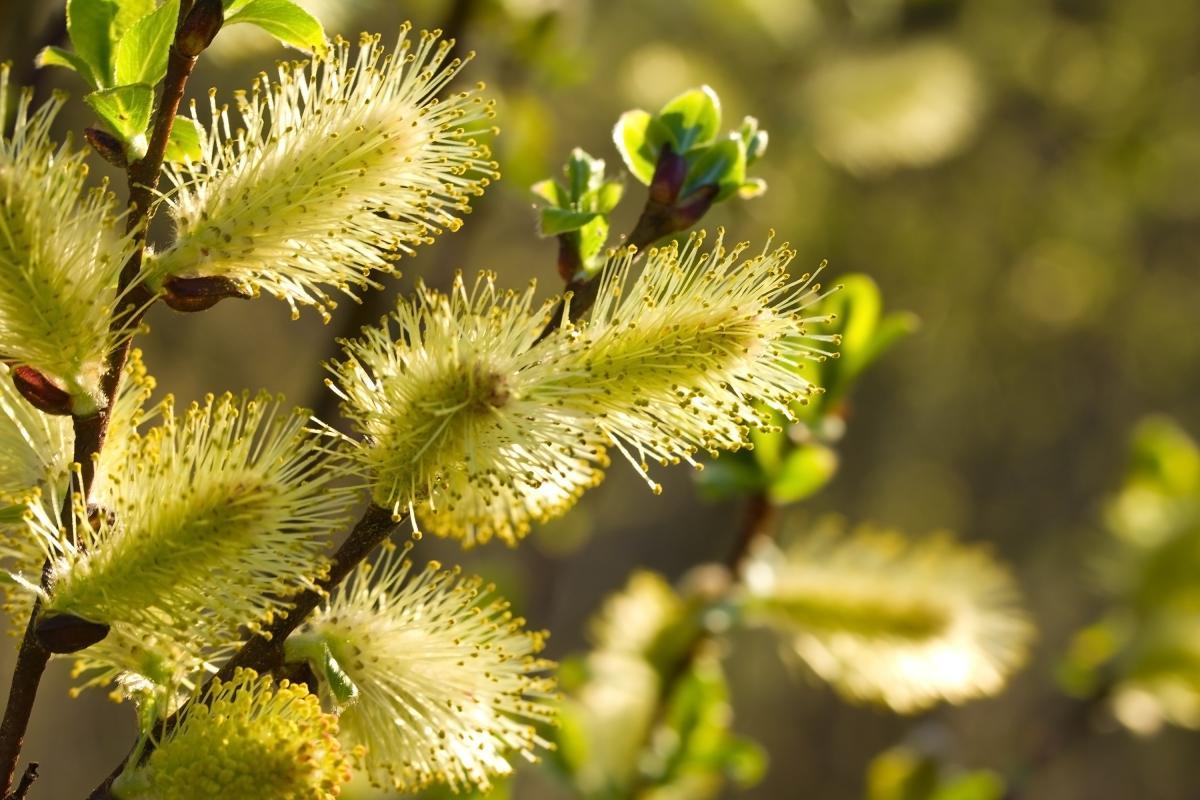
1061 417 1200 734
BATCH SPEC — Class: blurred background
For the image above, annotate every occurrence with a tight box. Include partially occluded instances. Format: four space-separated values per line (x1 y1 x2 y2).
3 0 1200 797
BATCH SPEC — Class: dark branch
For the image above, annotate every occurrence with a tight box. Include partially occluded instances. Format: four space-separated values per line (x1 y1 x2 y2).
0 12 200 795
5 761 38 800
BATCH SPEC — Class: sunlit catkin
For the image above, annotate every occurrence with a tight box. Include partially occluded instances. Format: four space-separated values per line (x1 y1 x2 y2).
331 271 608 546
149 27 498 320
25 392 355 694
0 66 139 411
0 351 156 628
741 518 1033 712
112 669 351 800
558 230 839 492
289 544 557 793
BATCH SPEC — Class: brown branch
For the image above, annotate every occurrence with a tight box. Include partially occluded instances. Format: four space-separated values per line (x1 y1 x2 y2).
86 504 405 799
213 504 402 680
0 13 200 796
5 762 37 800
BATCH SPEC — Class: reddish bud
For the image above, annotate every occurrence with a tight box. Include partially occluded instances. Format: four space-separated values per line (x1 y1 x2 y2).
163 275 253 312
649 144 688 206
555 235 584 283
10 366 73 416
84 127 127 168
36 613 111 654
177 0 225 58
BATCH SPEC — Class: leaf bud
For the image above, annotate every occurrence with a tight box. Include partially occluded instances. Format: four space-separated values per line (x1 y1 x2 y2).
176 0 224 58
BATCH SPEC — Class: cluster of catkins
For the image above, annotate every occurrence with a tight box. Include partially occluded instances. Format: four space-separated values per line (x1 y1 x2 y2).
0 26 839 797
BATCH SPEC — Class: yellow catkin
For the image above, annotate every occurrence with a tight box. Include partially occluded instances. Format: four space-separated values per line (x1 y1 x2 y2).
113 669 351 800
292 544 557 793
151 27 498 320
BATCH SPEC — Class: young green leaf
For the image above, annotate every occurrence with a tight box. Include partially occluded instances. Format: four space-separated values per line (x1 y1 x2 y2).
738 176 768 199
658 85 721 153
163 117 203 163
35 46 97 87
530 178 566 207
114 0 159 35
539 207 602 237
682 137 747 202
614 109 668 185
695 452 768 501
114 0 180 86
84 84 154 159
768 444 838 505
67 0 119 87
566 147 603 200
575 216 610 270
594 178 624 213
224 0 327 54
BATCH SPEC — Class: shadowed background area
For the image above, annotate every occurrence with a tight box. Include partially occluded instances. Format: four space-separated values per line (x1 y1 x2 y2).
2 0 1200 797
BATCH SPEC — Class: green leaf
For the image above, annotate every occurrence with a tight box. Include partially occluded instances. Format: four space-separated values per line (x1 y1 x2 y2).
85 83 154 159
594 178 625 214
115 0 180 86
68 0 119 87
750 419 786 474
738 177 767 199
114 0 159 36
566 147 604 201
658 85 721 153
682 138 746 201
530 178 566 207
768 444 838 504
163 117 204 163
737 116 769 165
539 207 602 237
828 274 883 374
225 0 327 54
614 109 669 185
814 274 917 406
318 644 359 705
35 46 98 88
694 451 767 501
575 215 609 269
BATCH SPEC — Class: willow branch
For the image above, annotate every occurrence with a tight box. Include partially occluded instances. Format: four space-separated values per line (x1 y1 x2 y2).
0 17 198 796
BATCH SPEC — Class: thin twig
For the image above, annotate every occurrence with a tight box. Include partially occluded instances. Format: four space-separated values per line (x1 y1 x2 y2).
5 762 37 800
0 12 198 795
213 504 403 680
533 213 666 345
